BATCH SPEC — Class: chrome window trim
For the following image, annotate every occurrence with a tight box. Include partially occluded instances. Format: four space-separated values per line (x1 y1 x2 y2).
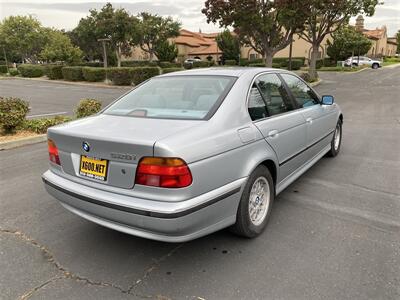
245 70 305 123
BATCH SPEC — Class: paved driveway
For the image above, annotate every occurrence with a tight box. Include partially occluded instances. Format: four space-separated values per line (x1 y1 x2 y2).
0 67 399 299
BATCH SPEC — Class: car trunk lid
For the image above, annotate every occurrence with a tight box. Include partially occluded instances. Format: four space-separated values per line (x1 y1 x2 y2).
48 114 200 189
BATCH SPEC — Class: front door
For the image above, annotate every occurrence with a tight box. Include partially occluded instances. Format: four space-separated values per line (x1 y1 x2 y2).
280 73 338 158
247 73 307 182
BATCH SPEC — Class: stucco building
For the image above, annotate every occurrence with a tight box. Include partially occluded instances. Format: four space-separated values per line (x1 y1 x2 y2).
127 17 397 62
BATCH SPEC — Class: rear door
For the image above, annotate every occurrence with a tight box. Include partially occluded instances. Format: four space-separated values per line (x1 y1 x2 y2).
280 73 337 159
248 73 307 181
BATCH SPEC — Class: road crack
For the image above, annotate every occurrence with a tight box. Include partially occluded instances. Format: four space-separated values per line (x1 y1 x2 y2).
126 243 184 294
1 227 184 299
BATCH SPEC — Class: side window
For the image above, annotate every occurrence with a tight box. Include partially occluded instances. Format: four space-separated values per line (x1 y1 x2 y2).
281 74 320 108
256 73 294 116
248 83 268 121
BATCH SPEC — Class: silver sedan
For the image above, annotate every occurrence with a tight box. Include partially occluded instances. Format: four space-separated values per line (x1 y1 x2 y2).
42 68 343 242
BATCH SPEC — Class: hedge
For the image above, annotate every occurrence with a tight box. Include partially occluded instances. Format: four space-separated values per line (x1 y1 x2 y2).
248 63 267 67
193 61 212 68
17 64 44 77
224 60 237 66
121 60 158 67
280 59 303 70
107 67 134 85
82 67 106 82
0 65 8 73
161 67 184 74
131 67 160 85
46 65 64 80
76 61 104 68
316 59 324 69
158 61 182 68
62 66 84 81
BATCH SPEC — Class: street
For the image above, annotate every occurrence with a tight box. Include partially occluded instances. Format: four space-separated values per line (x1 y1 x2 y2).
1 67 399 299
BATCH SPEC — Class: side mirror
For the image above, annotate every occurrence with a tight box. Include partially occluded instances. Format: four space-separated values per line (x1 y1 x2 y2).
321 95 334 105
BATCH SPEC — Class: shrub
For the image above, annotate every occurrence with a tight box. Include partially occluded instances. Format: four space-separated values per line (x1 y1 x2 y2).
0 97 30 133
224 60 237 66
272 63 282 69
62 66 84 81
46 65 64 80
107 67 134 85
9 68 19 76
82 67 106 82
22 116 72 134
0 65 8 73
162 67 184 74
75 98 102 118
17 64 44 77
131 67 160 85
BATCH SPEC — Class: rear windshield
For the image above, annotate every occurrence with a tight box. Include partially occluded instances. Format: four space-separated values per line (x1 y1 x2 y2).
103 75 236 120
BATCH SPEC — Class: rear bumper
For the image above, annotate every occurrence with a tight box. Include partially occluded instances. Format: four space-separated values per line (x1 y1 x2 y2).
42 170 245 242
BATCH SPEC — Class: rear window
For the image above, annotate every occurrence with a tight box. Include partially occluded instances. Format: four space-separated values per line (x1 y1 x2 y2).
103 75 236 120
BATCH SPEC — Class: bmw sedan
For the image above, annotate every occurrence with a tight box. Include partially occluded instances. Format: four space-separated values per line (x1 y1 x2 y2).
42 68 343 242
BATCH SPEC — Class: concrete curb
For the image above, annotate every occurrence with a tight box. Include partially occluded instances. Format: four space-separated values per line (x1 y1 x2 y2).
0 134 47 151
310 79 322 87
382 63 400 69
0 76 131 89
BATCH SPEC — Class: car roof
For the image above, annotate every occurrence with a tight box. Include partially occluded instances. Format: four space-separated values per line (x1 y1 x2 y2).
158 67 284 78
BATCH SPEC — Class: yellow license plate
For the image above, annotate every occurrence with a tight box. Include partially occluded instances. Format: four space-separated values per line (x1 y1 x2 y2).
79 156 108 181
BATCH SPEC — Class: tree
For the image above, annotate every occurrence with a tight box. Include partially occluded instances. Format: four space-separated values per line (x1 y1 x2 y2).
327 26 371 62
299 0 379 79
91 3 140 67
397 30 400 54
68 16 101 61
216 29 240 62
154 40 178 62
202 0 310 67
0 15 46 63
137 13 181 61
40 29 83 63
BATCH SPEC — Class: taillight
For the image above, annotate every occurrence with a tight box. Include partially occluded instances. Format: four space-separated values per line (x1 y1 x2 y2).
48 139 60 165
135 157 192 188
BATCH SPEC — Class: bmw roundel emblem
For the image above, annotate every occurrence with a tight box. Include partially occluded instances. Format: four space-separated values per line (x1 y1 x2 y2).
82 142 90 152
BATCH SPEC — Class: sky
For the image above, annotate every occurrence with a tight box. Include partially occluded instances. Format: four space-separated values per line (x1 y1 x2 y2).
0 0 399 36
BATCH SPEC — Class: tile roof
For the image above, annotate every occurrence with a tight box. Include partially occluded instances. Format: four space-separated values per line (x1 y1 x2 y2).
174 29 223 56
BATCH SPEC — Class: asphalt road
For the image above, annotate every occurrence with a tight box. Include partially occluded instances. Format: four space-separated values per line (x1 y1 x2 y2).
0 78 129 118
1 66 399 299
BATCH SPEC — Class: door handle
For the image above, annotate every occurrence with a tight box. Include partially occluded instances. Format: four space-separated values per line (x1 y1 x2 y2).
267 130 279 138
306 117 313 124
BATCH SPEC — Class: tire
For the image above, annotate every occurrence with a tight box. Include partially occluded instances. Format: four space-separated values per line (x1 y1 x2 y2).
327 119 342 157
231 165 274 238
372 63 379 69
352 63 358 67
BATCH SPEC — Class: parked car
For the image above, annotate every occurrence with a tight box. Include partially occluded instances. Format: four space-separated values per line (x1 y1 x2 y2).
42 68 343 242
344 56 381 69
184 58 202 64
